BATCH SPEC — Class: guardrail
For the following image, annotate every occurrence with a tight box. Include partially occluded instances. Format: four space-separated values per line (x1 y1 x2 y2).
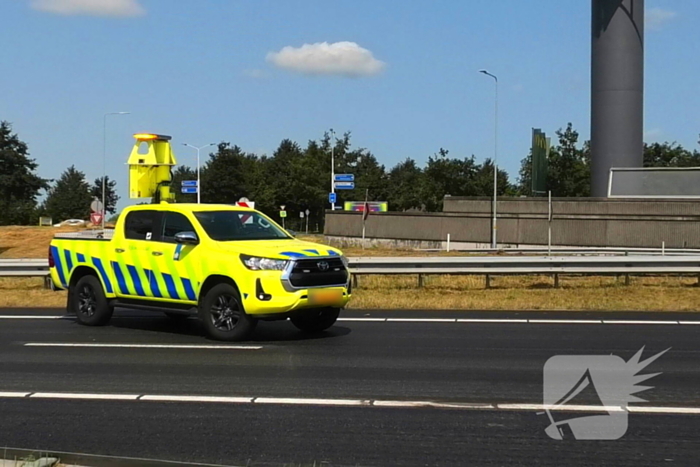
414 247 700 256
348 255 700 287
3 256 700 289
0 259 50 276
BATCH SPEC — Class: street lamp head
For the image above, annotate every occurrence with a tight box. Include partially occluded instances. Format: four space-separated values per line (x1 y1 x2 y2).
479 70 498 82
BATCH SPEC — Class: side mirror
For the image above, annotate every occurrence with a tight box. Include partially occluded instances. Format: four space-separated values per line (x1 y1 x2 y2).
287 230 297 238
175 231 199 245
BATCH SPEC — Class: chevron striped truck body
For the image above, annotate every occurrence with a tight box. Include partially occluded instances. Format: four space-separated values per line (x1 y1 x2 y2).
49 204 351 341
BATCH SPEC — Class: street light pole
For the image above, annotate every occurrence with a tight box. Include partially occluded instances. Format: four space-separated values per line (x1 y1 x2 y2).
183 143 216 204
103 111 130 230
330 128 335 210
479 70 499 249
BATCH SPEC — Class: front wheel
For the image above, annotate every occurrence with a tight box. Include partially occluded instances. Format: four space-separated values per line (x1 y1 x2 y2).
290 307 340 333
70 275 113 326
199 283 257 341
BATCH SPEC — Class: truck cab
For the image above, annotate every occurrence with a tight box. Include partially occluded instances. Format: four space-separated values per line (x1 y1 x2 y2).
50 203 351 341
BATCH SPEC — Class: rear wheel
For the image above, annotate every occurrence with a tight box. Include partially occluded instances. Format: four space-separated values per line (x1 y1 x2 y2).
290 307 340 333
199 283 256 341
70 275 113 326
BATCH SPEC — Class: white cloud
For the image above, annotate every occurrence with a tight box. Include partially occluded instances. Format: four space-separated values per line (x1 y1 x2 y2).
266 41 385 77
645 8 677 31
31 0 146 17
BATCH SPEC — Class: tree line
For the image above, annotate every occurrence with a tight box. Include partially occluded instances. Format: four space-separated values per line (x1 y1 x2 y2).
2 120 700 226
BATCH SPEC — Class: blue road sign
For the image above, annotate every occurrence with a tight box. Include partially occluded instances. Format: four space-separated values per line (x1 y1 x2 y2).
181 187 198 194
334 181 355 190
334 174 354 182
329 192 337 203
182 180 198 187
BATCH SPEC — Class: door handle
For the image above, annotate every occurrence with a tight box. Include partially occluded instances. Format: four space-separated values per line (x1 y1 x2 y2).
115 248 125 253
152 251 163 256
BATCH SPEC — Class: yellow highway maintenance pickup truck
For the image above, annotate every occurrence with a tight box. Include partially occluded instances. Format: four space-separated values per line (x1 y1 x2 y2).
49 204 351 341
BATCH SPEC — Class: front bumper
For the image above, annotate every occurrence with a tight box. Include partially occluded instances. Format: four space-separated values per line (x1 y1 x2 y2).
241 259 351 315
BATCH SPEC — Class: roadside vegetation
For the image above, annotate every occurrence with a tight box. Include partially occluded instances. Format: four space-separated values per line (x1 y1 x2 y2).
3 119 700 229
2 228 699 312
2 271 699 312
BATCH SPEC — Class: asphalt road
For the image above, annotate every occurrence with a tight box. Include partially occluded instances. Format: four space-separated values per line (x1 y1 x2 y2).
1 308 699 466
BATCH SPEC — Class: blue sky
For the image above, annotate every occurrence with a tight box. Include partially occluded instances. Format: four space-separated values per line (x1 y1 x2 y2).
1 0 698 210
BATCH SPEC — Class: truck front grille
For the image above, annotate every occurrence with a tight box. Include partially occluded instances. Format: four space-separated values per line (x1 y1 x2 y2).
288 258 347 288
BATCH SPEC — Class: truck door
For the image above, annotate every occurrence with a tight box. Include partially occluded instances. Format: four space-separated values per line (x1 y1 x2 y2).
112 209 158 298
147 211 202 303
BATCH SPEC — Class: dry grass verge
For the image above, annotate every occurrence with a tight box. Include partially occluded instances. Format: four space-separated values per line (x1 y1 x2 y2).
2 275 699 311
0 226 84 258
350 274 700 311
0 278 66 307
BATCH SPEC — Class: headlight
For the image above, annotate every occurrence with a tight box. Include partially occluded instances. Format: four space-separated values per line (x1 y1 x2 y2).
240 255 288 271
340 255 350 268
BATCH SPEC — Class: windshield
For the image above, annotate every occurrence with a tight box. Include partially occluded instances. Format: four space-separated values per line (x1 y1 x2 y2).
194 210 291 241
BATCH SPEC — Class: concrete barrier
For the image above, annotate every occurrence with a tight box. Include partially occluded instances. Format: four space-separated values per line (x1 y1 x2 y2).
325 197 700 249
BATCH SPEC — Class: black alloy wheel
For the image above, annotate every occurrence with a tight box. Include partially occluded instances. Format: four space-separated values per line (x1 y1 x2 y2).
71 275 113 326
200 283 257 341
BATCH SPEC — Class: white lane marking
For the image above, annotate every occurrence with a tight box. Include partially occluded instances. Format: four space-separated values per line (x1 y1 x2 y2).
457 318 528 323
3 392 700 415
603 320 678 325
628 406 700 414
498 403 625 413
140 395 253 404
23 343 262 350
2 314 697 326
373 400 494 409
254 397 370 406
337 318 387 322
0 315 72 319
386 318 456 323
0 392 30 398
30 392 139 401
528 319 602 324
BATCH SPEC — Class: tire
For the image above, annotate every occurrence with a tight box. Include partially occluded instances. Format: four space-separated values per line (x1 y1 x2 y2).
199 283 257 341
290 307 340 333
70 275 113 326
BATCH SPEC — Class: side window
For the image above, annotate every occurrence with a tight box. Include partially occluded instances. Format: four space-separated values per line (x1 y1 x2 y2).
124 210 157 240
161 212 195 243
